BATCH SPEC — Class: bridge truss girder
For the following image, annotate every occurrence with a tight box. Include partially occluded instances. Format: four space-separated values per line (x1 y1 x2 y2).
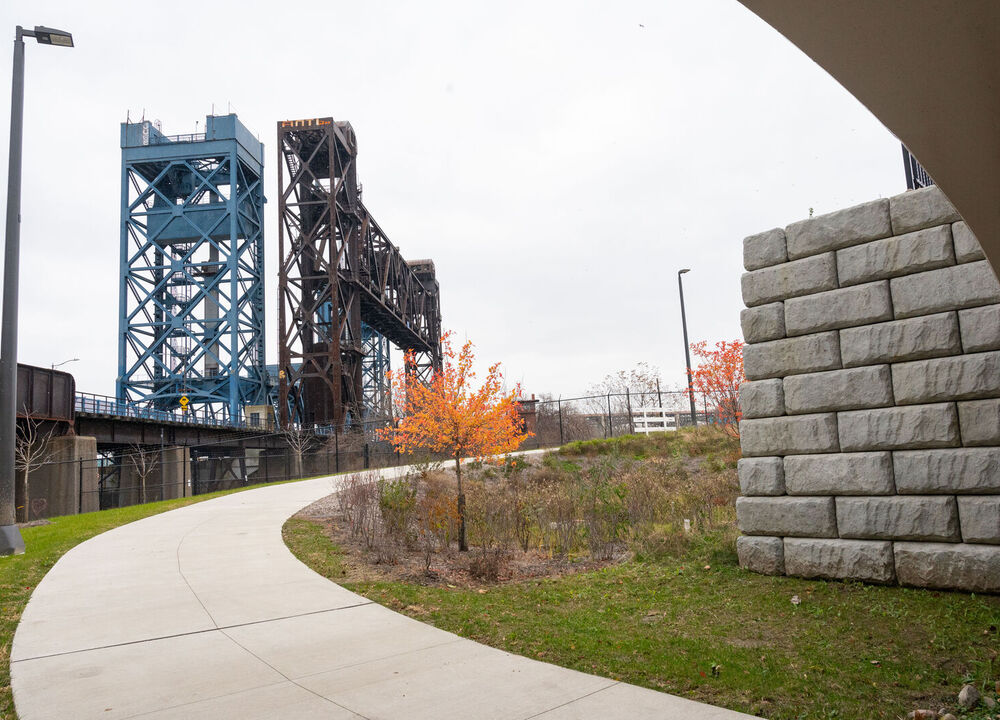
277 118 441 430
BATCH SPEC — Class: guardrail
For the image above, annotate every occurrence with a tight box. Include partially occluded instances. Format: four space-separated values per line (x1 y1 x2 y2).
74 392 251 429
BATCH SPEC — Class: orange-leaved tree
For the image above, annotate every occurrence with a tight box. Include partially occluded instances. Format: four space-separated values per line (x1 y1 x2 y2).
689 339 746 437
378 333 529 551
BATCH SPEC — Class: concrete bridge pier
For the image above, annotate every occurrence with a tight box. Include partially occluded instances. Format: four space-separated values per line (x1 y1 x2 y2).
118 446 191 505
15 435 99 521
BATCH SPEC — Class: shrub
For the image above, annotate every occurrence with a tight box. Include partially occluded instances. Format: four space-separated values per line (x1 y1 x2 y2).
378 477 417 543
338 471 380 549
579 460 629 560
465 479 515 579
415 477 460 573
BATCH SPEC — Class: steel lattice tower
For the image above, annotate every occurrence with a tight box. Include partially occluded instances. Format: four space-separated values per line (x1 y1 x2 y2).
361 322 392 425
277 117 441 430
117 114 267 421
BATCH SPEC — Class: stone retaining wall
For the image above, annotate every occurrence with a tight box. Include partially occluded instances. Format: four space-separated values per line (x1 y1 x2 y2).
737 185 1000 593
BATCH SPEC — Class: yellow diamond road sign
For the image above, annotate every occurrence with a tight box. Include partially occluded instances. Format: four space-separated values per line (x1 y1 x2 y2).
179 395 189 407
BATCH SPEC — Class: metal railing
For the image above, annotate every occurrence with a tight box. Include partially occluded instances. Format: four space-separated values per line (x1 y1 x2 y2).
151 132 206 145
74 391 252 429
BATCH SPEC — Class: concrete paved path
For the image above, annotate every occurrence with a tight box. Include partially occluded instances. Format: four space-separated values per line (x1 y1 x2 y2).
10 467 760 720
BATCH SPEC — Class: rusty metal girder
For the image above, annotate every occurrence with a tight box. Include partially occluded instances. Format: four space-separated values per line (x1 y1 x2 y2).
276 118 441 429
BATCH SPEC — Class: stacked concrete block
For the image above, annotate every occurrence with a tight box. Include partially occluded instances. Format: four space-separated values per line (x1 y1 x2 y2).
737 185 1000 592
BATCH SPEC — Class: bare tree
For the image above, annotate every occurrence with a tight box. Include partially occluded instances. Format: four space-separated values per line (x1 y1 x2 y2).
128 444 159 505
584 362 665 435
282 425 317 479
14 416 56 522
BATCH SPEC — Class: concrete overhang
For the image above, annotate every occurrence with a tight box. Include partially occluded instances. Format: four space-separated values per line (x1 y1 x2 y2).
739 1 1000 271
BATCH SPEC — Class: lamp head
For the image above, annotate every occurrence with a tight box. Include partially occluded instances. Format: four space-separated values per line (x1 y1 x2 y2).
33 26 73 47
678 268 691 275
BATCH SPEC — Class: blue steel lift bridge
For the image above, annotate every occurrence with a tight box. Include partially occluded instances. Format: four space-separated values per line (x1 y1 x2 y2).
117 115 267 423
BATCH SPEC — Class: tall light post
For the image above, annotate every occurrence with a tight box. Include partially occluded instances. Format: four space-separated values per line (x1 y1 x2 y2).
1 25 74 556
677 268 697 427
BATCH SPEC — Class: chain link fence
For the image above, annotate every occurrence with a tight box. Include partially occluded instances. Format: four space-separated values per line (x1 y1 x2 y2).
520 389 726 449
15 389 729 522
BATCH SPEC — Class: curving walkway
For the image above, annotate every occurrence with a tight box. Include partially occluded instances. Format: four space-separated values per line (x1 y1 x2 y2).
10 465 759 720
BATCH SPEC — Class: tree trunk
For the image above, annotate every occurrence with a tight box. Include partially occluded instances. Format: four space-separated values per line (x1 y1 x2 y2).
455 455 467 552
19 470 29 523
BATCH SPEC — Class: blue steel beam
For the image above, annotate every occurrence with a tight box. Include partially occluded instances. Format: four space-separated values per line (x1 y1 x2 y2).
361 322 392 426
117 115 266 423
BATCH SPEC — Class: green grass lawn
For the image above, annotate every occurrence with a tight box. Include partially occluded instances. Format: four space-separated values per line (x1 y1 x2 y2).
0 480 308 720
284 430 1000 720
286 516 1000 719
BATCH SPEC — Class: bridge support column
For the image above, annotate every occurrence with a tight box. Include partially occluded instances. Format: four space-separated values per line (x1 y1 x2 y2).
160 446 191 500
120 446 191 505
16 435 98 520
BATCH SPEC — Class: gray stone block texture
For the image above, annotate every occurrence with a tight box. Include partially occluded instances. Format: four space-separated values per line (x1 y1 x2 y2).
740 303 785 344
957 399 1000 446
840 312 961 367
957 497 1000 544
894 542 1000 592
958 305 1000 352
736 536 785 575
742 252 837 307
838 403 960 451
736 496 837 538
740 191 1000 592
836 225 954 287
893 449 1000 494
952 221 985 263
743 332 841 380
740 413 839 457
783 538 895 583
890 260 1000 318
836 496 960 542
784 281 893 337
785 198 890 260
891 351 1000 405
784 452 894 495
783 365 892 415
740 379 784 419
889 185 961 235
738 457 785 496
743 228 787 271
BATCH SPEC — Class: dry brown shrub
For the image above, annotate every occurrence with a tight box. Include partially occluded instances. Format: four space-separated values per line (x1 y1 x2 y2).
465 479 515 580
415 476 460 573
338 471 380 548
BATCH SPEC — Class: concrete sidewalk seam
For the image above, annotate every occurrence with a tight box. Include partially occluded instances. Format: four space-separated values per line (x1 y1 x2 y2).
219 626 375 720
291 637 466 682
174 512 225 629
522 681 621 719
11 600 377 664
119 679 291 720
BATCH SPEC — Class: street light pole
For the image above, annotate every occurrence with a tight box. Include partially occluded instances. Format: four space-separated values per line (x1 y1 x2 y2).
51 357 80 370
1 25 74 556
677 268 697 427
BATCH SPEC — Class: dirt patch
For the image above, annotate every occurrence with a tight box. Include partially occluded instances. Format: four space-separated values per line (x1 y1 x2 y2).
16 519 52 528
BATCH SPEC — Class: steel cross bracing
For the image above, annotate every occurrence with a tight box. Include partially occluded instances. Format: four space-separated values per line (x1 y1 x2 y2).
117 115 267 423
277 118 441 430
361 323 392 426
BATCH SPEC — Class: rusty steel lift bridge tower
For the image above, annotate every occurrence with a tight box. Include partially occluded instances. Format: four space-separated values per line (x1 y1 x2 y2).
117 115 267 422
277 118 441 429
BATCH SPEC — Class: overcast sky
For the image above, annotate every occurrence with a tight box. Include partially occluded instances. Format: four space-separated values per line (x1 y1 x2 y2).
0 0 902 402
